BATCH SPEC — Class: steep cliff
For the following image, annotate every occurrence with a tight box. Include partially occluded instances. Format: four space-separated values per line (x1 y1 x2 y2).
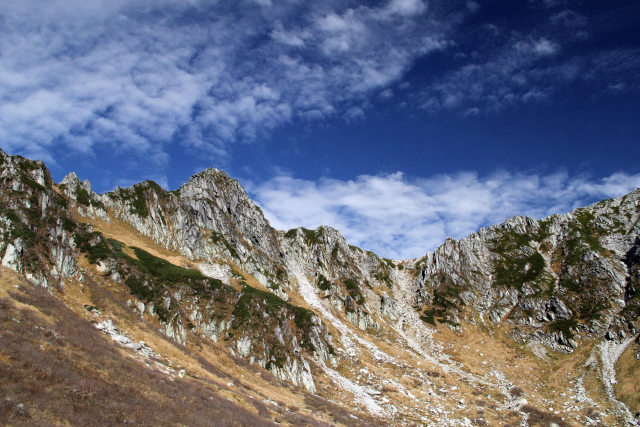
1 147 639 425
0 150 334 393
412 192 640 354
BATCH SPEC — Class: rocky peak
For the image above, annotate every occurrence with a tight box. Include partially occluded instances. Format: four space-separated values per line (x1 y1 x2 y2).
0 151 49 190
59 172 92 199
178 168 281 265
179 168 247 202
2 148 640 424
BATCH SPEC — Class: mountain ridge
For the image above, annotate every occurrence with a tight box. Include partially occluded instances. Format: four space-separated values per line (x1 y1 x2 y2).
1 147 639 425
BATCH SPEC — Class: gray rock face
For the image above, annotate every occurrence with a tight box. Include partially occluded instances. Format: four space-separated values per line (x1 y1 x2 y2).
413 189 640 351
380 294 401 320
61 154 640 356
60 172 110 221
179 170 281 261
2 239 23 270
0 150 81 290
87 170 400 333
2 146 640 396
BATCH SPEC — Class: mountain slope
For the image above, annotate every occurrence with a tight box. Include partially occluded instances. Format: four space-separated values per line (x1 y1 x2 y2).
1 148 639 426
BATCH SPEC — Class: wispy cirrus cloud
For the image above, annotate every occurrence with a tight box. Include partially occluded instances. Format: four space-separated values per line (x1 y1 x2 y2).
0 0 449 170
2 0 638 186
249 170 640 259
419 3 640 115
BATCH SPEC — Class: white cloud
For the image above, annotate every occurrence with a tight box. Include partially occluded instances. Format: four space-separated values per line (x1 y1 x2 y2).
385 0 427 17
534 38 558 55
248 170 640 259
549 10 588 28
271 22 307 47
466 1 480 12
427 36 563 110
0 1 451 169
418 2 639 115
516 38 558 56
421 29 607 113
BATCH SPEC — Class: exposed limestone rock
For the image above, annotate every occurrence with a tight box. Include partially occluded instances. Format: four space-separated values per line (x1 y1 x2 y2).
235 335 252 358
164 320 187 346
380 294 401 320
59 172 109 221
271 357 316 392
63 156 640 358
2 239 22 270
2 147 640 414
346 309 378 331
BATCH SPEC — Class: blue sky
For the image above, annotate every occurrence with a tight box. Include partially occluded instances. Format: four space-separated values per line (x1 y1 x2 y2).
1 0 640 258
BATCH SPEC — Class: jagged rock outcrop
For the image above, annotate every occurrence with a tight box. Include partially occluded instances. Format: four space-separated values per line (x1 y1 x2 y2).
0 150 79 289
1 145 639 405
59 171 109 221
412 189 640 353
74 168 400 332
0 149 334 391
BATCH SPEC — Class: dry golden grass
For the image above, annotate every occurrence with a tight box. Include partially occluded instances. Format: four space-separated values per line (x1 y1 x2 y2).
0 267 278 426
58 262 311 421
72 209 196 269
62 206 633 425
426 322 613 426
4 265 377 426
614 340 640 416
21 218 369 426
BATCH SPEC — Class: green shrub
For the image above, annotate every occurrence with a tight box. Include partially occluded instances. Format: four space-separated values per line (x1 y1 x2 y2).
232 284 305 328
5 209 21 224
331 244 339 258
536 219 552 241
301 227 322 245
563 211 608 265
374 272 393 288
91 198 106 210
130 186 149 217
559 279 580 292
575 209 595 229
86 239 112 264
53 193 68 208
317 275 333 291
125 275 154 301
420 308 436 325
284 228 298 239
548 318 577 339
577 298 610 321
344 278 357 291
75 185 90 206
132 247 204 283
343 278 365 304
61 216 76 232
106 238 124 252
493 252 544 290
491 230 532 253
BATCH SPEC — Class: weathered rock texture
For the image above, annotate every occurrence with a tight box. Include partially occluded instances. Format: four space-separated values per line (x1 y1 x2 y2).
411 190 640 352
1 146 639 417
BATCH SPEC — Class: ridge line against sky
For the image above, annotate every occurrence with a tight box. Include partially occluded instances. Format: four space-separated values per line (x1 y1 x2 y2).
1 0 639 257
247 169 640 259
